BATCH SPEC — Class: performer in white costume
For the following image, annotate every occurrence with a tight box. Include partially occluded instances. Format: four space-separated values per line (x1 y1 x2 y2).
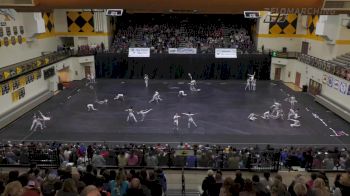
38 111 51 128
30 114 44 132
144 74 149 87
96 99 108 104
252 79 256 91
289 119 301 128
178 90 187 97
173 113 181 130
261 110 271 119
248 113 258 121
285 96 298 109
137 109 153 121
189 80 200 92
149 91 162 103
182 112 198 128
114 94 125 101
90 73 96 83
245 72 255 91
188 73 193 80
87 104 98 111
287 108 300 120
125 107 137 123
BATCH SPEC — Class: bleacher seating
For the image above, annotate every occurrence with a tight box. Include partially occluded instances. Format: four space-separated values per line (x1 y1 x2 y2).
109 14 256 54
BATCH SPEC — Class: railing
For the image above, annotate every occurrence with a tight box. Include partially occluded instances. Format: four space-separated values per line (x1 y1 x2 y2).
0 145 280 171
298 53 350 81
0 50 74 84
0 144 60 168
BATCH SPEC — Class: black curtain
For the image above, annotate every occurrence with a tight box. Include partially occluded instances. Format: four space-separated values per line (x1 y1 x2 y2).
95 53 271 80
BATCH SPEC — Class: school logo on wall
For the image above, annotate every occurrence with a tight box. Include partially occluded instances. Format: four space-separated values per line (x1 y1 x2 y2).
19 26 24 34
5 26 11 36
13 26 18 35
10 36 16 45
17 35 22 44
327 76 333 87
3 37 9 47
333 79 339 90
340 82 347 94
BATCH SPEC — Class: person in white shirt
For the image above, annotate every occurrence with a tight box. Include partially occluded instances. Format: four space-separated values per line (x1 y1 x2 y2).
126 107 137 123
182 112 198 128
137 109 153 121
87 104 98 111
173 113 181 130
178 90 187 97
144 74 149 87
149 91 162 103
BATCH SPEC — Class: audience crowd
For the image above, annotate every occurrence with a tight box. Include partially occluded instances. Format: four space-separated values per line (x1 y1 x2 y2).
201 170 350 196
109 14 256 54
0 164 167 196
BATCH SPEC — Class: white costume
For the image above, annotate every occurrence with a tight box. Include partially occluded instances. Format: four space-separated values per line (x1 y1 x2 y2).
38 111 51 127
261 111 271 119
173 113 181 130
245 72 255 91
137 109 152 121
189 80 200 92
96 99 108 104
144 74 149 87
252 79 256 91
149 91 162 103
114 94 125 101
248 113 258 121
287 109 300 120
125 108 137 123
87 104 98 111
90 73 96 83
188 73 193 80
285 96 298 109
289 119 301 128
30 115 44 132
182 113 198 128
178 90 187 97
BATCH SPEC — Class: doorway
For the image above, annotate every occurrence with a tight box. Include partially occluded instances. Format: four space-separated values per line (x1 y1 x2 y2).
274 68 281 80
85 66 91 78
295 72 301 87
301 41 309 55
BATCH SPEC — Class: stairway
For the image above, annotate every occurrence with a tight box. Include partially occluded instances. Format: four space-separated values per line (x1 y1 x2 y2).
329 52 350 67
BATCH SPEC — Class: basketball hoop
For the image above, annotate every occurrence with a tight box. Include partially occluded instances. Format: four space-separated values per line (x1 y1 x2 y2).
263 13 287 23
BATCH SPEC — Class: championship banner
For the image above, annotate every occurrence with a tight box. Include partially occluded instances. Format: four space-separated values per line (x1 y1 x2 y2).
168 48 197 54
327 76 333 87
215 48 237 58
339 82 347 94
333 79 339 90
128 48 150 57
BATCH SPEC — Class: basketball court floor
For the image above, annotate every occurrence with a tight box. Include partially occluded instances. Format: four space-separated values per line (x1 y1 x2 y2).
1 79 349 147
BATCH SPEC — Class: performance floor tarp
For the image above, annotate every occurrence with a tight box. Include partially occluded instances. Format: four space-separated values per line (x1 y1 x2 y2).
1 79 349 147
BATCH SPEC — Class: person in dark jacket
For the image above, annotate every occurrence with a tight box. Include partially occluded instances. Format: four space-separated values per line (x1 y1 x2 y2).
338 172 350 196
201 170 216 196
126 178 147 196
234 171 245 191
147 171 162 196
